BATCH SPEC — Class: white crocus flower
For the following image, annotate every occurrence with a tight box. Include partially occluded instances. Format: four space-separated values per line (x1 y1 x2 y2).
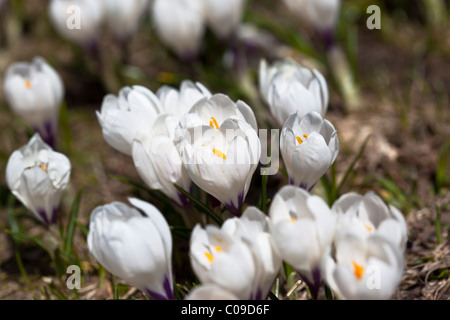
5 134 71 227
87 198 174 300
48 0 104 46
280 111 339 191
152 0 206 60
132 114 192 206
103 0 150 40
3 56 64 148
179 118 261 216
96 85 162 156
185 283 239 300
203 0 246 39
157 80 212 117
282 0 341 33
174 93 258 143
222 207 282 299
324 233 404 300
189 223 256 299
332 191 408 250
269 185 336 299
259 59 329 127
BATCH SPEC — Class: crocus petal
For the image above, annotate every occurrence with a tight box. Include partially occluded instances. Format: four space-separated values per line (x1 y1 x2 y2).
259 59 329 127
87 200 174 299
185 284 239 300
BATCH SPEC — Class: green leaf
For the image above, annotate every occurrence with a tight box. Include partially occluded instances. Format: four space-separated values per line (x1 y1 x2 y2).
258 172 269 213
75 220 89 237
337 134 371 194
64 188 82 254
7 193 22 245
320 173 333 206
47 284 69 300
4 229 49 256
14 250 30 285
59 100 73 154
170 226 192 241
376 176 410 212
173 184 223 225
434 140 450 194
268 291 279 301
109 174 168 203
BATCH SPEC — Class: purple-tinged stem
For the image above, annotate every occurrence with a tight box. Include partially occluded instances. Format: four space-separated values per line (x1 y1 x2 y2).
144 276 175 300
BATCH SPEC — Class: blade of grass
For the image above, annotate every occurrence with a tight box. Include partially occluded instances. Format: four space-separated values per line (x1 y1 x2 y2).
75 220 89 237
286 272 298 300
5 230 49 255
14 250 30 285
47 284 69 300
337 134 371 194
98 265 106 287
63 188 82 253
53 249 67 279
110 175 183 225
258 171 269 213
109 174 167 203
376 177 409 212
320 174 333 206
114 284 120 300
170 226 192 241
272 277 280 299
7 193 22 244
245 10 318 59
59 100 73 154
174 282 185 300
42 286 51 300
324 284 334 300
268 290 279 301
434 141 450 194
73 288 80 300
174 184 223 225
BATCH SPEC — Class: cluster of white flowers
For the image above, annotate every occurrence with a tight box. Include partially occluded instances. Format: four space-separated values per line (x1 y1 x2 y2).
96 80 260 215
47 0 247 59
86 184 407 301
2 0 407 301
89 56 407 300
3 57 71 228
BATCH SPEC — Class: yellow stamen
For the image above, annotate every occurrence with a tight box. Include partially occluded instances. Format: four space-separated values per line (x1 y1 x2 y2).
215 246 222 252
365 225 372 232
352 261 364 280
205 251 214 263
212 148 226 159
25 80 31 89
209 117 219 129
40 164 47 171
290 217 296 222
296 134 309 145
